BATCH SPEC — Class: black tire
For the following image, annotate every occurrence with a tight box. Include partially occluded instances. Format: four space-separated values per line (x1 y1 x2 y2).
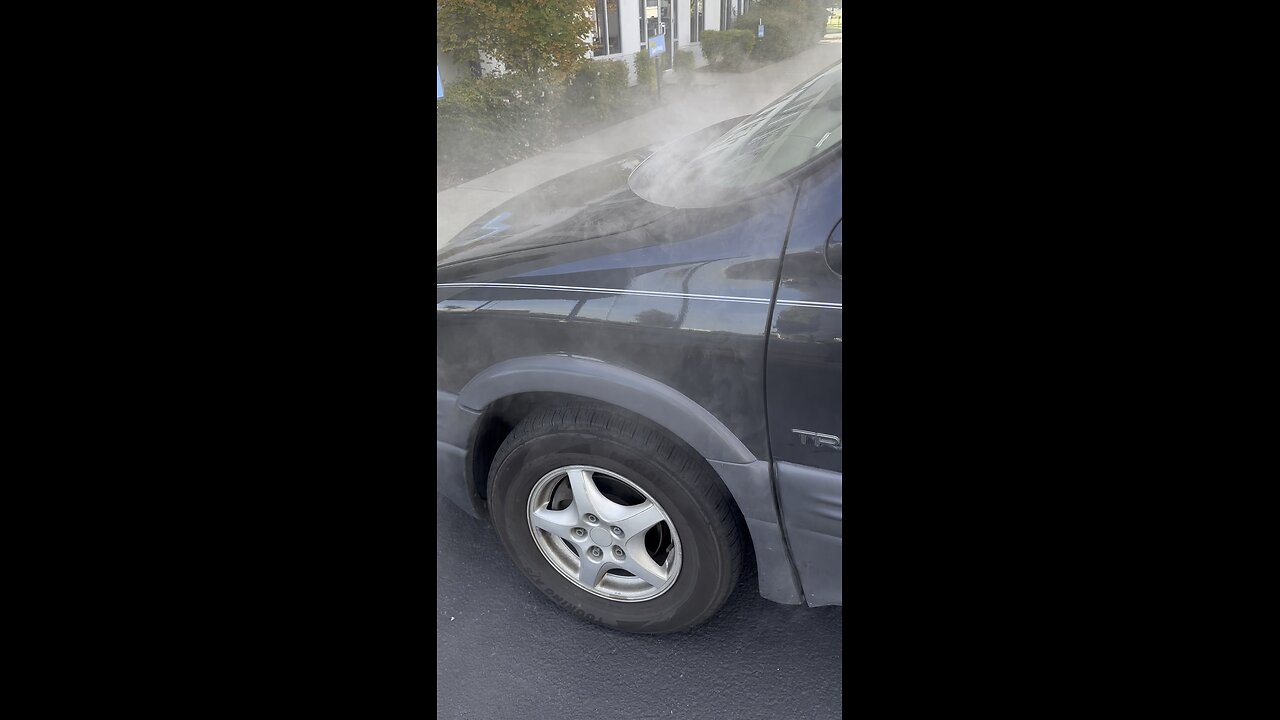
487 403 745 634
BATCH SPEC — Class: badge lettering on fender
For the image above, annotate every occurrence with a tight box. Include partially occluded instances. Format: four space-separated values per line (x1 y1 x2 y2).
792 429 842 451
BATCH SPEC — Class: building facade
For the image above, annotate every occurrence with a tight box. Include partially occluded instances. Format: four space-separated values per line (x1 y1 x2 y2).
437 1 757 88
587 0 756 84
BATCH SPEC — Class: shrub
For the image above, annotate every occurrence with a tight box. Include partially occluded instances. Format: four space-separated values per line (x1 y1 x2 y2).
734 0 826 62
437 61 641 187
564 59 629 124
633 51 656 93
436 74 561 180
700 29 756 71
674 48 696 83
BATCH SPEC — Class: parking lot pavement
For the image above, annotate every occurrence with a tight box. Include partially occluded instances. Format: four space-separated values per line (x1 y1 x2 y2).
437 493 843 719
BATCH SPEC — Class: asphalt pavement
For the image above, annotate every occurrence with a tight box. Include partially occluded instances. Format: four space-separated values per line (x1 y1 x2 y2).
437 494 843 719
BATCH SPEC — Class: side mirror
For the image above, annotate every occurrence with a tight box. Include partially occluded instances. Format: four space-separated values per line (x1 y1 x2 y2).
826 219 842 275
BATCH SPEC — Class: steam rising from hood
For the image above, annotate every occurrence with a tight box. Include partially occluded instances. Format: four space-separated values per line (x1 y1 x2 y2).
437 44 842 254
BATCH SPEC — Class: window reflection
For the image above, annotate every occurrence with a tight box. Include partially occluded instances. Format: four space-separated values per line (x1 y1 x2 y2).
591 0 622 56
481 299 578 319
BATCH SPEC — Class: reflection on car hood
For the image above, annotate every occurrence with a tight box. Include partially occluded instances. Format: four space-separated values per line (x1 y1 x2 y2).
436 147 662 266
437 117 749 267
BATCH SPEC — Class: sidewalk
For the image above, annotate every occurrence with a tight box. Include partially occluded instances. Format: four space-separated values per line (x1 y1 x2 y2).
437 41 843 248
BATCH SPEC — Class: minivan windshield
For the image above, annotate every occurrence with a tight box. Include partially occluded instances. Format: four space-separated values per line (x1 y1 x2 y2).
628 62 841 208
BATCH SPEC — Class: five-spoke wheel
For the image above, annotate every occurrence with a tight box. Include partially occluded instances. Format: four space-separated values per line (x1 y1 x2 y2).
527 465 681 601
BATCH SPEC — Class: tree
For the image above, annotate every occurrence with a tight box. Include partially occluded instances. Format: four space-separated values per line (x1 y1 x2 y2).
438 0 595 79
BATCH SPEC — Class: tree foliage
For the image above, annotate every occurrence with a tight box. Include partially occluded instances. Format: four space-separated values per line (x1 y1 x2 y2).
438 0 595 79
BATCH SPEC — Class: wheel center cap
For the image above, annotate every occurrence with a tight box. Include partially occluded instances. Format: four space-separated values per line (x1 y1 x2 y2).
589 527 613 547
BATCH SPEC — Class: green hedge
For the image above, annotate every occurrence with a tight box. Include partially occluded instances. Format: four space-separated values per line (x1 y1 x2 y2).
437 74 562 180
734 0 826 62
674 48 696 83
700 29 756 71
437 64 639 188
564 59 629 124
633 52 656 93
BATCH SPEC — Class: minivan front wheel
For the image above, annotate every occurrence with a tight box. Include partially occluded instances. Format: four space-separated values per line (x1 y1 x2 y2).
487 404 745 634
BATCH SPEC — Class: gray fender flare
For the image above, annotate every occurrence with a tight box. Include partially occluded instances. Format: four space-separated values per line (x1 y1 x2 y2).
457 354 804 605
459 355 751 463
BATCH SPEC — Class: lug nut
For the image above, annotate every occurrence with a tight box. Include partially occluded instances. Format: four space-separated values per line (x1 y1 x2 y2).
613 547 625 559
573 528 586 538
610 526 623 537
585 513 598 524
589 547 603 559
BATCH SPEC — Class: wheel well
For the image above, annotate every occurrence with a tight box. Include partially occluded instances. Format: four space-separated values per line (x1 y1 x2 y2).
467 391 758 582
469 392 573 504
468 392 729 509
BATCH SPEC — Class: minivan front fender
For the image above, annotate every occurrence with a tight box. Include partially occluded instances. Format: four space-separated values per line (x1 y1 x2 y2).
451 354 804 605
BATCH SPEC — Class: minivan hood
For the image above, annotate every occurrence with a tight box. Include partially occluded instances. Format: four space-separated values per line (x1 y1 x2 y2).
437 116 749 267
436 147 664 266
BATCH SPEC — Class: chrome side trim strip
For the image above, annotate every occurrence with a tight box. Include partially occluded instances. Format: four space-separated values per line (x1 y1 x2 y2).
775 300 843 309
436 282 772 305
436 282 842 309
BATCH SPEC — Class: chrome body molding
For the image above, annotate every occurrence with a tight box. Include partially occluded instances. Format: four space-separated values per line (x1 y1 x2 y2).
436 283 840 309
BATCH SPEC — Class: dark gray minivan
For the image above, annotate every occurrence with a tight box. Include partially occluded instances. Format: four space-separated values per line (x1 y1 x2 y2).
437 62 841 633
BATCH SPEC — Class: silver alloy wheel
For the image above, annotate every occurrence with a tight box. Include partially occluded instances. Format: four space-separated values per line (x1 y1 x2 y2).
526 465 682 602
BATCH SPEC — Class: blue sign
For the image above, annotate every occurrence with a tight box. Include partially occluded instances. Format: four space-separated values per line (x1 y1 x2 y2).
758 20 764 38
437 66 444 98
649 34 665 57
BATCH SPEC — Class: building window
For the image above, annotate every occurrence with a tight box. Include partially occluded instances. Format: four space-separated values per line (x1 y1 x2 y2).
591 0 623 56
641 0 660 52
691 1 705 42
723 0 752 28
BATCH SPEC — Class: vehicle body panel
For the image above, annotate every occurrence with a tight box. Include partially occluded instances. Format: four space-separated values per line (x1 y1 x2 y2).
765 148 843 475
775 461 842 606
765 143 843 608
436 162 807 602
437 170 799 462
437 63 842 609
